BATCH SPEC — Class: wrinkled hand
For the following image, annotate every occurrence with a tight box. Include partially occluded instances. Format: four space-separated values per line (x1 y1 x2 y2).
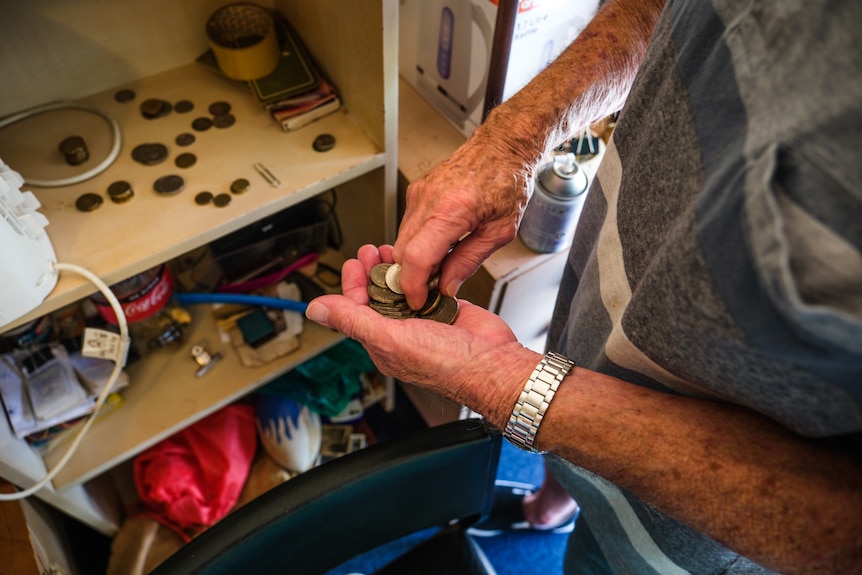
305 245 537 425
393 136 536 309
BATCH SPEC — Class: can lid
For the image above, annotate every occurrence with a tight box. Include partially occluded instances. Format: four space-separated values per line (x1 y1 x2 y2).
537 153 589 199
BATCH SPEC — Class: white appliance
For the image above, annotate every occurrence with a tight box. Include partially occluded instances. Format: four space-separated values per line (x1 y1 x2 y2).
415 0 493 129
0 158 58 329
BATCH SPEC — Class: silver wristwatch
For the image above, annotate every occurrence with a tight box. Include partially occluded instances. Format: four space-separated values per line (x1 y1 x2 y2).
503 351 575 453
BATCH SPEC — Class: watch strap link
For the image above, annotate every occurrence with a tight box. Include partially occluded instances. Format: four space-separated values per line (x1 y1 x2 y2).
503 351 575 453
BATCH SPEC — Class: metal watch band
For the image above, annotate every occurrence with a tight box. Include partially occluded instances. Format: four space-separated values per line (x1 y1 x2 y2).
503 351 575 453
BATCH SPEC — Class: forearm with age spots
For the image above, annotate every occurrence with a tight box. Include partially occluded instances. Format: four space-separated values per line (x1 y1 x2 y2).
474 0 667 172
536 369 862 575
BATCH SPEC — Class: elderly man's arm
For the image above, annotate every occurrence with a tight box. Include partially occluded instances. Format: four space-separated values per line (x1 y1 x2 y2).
309 256 862 575
393 0 667 310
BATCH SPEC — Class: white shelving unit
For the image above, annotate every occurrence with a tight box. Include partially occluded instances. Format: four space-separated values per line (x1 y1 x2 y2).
0 0 397 536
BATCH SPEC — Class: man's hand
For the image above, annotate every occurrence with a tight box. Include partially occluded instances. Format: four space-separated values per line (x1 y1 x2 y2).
393 138 535 310
305 244 538 425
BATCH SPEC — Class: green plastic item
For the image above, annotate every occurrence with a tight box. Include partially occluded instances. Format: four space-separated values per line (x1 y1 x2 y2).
258 339 375 417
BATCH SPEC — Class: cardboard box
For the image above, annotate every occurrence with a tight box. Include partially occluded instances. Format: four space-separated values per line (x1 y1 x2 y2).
399 0 599 137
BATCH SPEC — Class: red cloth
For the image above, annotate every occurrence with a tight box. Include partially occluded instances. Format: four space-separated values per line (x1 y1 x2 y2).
134 404 257 536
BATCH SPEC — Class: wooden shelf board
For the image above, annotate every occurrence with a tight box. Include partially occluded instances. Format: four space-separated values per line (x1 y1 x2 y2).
44 312 344 490
0 62 384 332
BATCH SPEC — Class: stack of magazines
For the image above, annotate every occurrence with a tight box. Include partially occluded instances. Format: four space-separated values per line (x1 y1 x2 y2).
0 345 128 452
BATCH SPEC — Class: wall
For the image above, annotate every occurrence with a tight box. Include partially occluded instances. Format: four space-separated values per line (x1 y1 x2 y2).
0 0 273 117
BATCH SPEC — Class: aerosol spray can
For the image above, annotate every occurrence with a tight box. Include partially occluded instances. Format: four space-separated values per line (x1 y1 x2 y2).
518 153 589 254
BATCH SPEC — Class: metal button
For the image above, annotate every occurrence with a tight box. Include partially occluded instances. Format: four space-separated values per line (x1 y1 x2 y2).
115 89 136 103
131 143 168 166
175 153 197 169
195 191 214 205
192 117 213 132
212 113 235 129
107 180 134 204
208 101 231 116
230 178 250 195
59 136 89 166
154 175 185 195
312 133 336 152
174 100 194 114
175 133 196 147
75 193 103 212
213 193 232 207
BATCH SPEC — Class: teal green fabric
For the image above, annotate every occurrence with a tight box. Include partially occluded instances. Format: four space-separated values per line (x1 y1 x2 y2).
259 339 375 417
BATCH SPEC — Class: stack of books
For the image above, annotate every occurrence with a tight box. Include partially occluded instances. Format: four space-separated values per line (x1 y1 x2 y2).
199 14 342 131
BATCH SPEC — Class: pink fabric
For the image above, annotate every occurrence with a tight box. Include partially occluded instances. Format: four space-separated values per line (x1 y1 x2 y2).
134 404 258 534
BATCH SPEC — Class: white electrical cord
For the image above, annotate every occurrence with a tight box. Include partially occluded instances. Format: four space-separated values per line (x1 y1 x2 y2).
0 101 122 187
0 262 130 501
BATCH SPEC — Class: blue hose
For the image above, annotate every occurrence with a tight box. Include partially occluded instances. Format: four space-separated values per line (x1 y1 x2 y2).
174 293 309 313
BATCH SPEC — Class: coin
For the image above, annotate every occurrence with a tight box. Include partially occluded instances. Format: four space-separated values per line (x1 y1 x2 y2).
385 263 403 294
370 302 416 319
230 178 250 195
426 296 459 324
418 289 442 316
131 143 168 166
75 193 103 212
365 264 457 323
175 133 196 147
312 133 336 152
174 99 194 113
367 284 406 305
213 193 232 207
153 175 184 195
212 113 235 129
192 117 213 131
208 101 231 116
195 191 214 205
370 263 391 288
107 180 134 204
175 152 197 169
368 300 405 312
370 302 416 320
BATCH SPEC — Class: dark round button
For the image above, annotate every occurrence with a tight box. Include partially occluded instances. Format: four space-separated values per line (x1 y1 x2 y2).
175 133 196 147
175 153 197 169
192 117 213 132
140 98 171 119
115 89 136 103
154 175 185 195
174 100 194 113
208 101 231 116
58 136 89 166
75 193 103 212
213 193 232 207
230 178 250 195
312 133 336 152
107 180 134 204
212 113 235 129
131 143 168 166
195 191 214 205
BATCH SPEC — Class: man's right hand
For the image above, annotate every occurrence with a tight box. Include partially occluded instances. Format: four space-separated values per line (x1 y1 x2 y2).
393 134 537 310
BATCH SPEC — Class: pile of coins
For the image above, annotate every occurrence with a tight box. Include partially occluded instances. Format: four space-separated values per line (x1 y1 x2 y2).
367 263 459 324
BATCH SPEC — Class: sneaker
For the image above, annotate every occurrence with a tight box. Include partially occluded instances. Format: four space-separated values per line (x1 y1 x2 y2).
466 480 578 537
